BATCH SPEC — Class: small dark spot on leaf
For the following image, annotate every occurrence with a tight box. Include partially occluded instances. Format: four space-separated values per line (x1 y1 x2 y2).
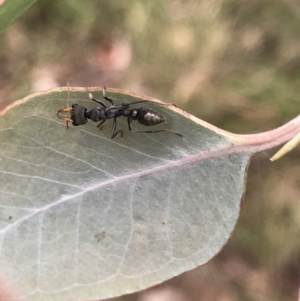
95 231 106 242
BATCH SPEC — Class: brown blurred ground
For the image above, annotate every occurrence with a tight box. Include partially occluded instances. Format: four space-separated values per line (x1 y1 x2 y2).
0 1 299 300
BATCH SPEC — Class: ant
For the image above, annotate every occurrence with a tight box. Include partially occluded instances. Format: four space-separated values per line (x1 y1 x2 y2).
57 86 182 139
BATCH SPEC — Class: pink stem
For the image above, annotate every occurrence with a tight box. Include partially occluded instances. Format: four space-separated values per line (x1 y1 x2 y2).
230 114 300 153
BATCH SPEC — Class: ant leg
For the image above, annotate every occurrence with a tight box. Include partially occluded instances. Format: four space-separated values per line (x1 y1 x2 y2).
102 87 115 105
111 118 116 137
111 118 123 139
97 119 106 130
103 87 178 108
127 116 133 131
88 92 107 108
132 129 182 137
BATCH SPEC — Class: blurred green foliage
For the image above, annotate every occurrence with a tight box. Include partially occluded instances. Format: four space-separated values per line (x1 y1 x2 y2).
0 0 37 32
0 0 299 300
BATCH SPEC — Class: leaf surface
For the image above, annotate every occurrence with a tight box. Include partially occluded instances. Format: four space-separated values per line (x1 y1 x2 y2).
0 87 299 301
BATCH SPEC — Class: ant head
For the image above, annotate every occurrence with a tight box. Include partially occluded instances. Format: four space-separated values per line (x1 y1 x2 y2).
57 104 88 128
57 81 89 128
70 104 88 126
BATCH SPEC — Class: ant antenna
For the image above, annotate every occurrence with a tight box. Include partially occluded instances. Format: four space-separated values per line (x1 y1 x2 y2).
67 80 72 109
64 80 72 129
57 80 73 129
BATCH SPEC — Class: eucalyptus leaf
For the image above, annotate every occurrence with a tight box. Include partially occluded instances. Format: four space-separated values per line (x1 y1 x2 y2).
0 0 37 32
0 87 299 301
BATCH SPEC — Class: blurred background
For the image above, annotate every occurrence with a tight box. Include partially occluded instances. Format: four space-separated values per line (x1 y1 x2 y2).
0 0 299 300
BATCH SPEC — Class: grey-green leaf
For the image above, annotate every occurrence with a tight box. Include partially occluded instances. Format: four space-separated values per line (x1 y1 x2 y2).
0 0 37 32
0 87 298 301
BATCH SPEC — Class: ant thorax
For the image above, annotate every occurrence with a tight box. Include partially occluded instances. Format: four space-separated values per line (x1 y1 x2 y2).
85 107 106 122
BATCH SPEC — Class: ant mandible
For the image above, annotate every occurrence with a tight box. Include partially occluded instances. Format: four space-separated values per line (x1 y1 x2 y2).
57 86 182 139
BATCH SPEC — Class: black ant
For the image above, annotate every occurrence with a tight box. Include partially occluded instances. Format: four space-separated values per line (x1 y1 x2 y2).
57 86 182 139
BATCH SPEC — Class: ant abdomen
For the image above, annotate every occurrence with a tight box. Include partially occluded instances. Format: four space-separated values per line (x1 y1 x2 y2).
136 107 165 126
